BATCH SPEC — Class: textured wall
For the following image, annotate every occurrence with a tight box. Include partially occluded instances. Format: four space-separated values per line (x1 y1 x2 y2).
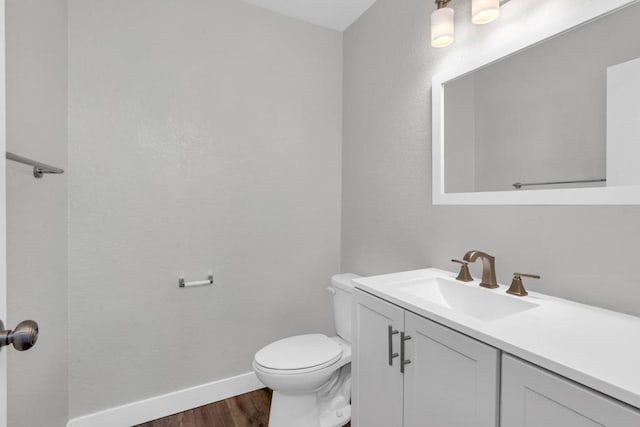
6 0 69 426
342 0 640 317
68 0 342 418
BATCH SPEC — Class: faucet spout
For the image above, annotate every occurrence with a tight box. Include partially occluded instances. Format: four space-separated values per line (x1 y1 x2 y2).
463 250 499 289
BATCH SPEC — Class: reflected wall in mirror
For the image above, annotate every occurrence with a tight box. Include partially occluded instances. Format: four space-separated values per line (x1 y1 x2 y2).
434 0 640 204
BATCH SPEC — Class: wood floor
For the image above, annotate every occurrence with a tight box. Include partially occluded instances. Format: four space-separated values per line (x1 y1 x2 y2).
135 388 351 427
136 388 272 427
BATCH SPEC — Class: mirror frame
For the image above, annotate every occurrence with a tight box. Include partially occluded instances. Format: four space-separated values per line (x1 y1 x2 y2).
432 0 640 205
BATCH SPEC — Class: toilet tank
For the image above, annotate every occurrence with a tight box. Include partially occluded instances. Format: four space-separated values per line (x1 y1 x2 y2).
330 273 360 343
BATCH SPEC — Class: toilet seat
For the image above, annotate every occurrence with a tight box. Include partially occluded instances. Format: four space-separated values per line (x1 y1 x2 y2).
254 334 343 374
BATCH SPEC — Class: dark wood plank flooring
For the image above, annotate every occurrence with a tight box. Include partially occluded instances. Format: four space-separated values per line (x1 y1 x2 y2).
135 388 351 427
135 388 272 427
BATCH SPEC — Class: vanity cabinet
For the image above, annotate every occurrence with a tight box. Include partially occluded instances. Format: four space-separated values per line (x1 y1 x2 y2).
352 289 500 427
501 355 640 427
352 290 404 427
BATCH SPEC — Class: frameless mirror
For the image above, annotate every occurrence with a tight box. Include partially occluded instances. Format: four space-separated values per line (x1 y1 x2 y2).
433 0 640 205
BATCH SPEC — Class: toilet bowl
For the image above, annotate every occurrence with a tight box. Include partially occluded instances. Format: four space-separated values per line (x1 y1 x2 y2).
252 273 359 427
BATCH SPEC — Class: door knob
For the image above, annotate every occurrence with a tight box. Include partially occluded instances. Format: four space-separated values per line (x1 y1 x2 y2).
0 320 39 351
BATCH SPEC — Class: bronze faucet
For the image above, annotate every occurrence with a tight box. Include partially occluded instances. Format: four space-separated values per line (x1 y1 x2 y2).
463 250 498 289
451 259 473 282
506 273 540 297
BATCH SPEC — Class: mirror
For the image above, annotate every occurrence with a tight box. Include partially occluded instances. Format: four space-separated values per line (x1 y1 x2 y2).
433 0 640 205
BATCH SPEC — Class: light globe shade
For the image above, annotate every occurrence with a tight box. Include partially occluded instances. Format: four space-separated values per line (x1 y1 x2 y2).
472 0 500 24
431 7 454 48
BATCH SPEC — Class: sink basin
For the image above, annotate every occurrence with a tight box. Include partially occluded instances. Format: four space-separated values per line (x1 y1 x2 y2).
395 277 539 321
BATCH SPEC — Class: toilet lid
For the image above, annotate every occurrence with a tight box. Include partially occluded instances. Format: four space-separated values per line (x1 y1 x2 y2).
254 334 343 371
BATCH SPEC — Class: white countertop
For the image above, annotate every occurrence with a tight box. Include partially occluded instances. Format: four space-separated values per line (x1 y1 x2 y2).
353 268 640 409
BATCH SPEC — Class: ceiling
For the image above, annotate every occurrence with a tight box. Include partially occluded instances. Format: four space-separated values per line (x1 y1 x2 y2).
240 0 377 31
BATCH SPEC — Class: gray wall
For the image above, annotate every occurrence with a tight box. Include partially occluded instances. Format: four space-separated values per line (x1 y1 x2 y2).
67 0 342 418
342 0 640 317
6 0 69 426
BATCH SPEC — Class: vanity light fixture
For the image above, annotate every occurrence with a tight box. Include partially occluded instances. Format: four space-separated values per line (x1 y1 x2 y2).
431 0 455 48
431 0 503 48
472 0 500 24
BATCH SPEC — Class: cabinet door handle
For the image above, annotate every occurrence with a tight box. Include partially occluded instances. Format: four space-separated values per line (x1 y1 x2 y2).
400 332 412 373
388 325 399 366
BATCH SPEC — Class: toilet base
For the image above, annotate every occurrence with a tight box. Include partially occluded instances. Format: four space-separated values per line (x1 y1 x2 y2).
269 392 318 427
268 391 351 427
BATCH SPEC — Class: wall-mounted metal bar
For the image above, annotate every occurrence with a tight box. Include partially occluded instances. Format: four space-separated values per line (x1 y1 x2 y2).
512 178 606 190
178 274 214 288
6 152 64 179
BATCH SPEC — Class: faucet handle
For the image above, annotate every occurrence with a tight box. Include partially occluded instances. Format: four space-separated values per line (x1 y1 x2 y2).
451 259 473 282
516 273 541 279
507 273 540 297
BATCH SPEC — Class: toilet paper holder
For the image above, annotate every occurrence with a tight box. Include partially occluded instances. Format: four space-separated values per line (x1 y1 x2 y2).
179 274 214 288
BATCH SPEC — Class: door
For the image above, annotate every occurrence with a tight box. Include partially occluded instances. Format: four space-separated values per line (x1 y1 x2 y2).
0 1 7 424
3 0 68 425
403 312 499 427
352 290 404 427
501 355 640 427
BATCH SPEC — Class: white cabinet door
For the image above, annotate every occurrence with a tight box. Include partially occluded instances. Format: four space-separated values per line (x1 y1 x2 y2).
501 355 640 427
352 290 404 427
403 312 500 427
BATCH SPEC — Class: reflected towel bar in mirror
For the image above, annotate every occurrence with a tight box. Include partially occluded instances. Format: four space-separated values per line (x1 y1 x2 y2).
6 152 65 179
512 178 606 190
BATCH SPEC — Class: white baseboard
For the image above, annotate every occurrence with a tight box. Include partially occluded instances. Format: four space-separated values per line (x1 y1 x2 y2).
67 372 265 427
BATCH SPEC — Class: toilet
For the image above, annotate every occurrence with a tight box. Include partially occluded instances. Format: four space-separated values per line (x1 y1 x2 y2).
253 273 359 427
